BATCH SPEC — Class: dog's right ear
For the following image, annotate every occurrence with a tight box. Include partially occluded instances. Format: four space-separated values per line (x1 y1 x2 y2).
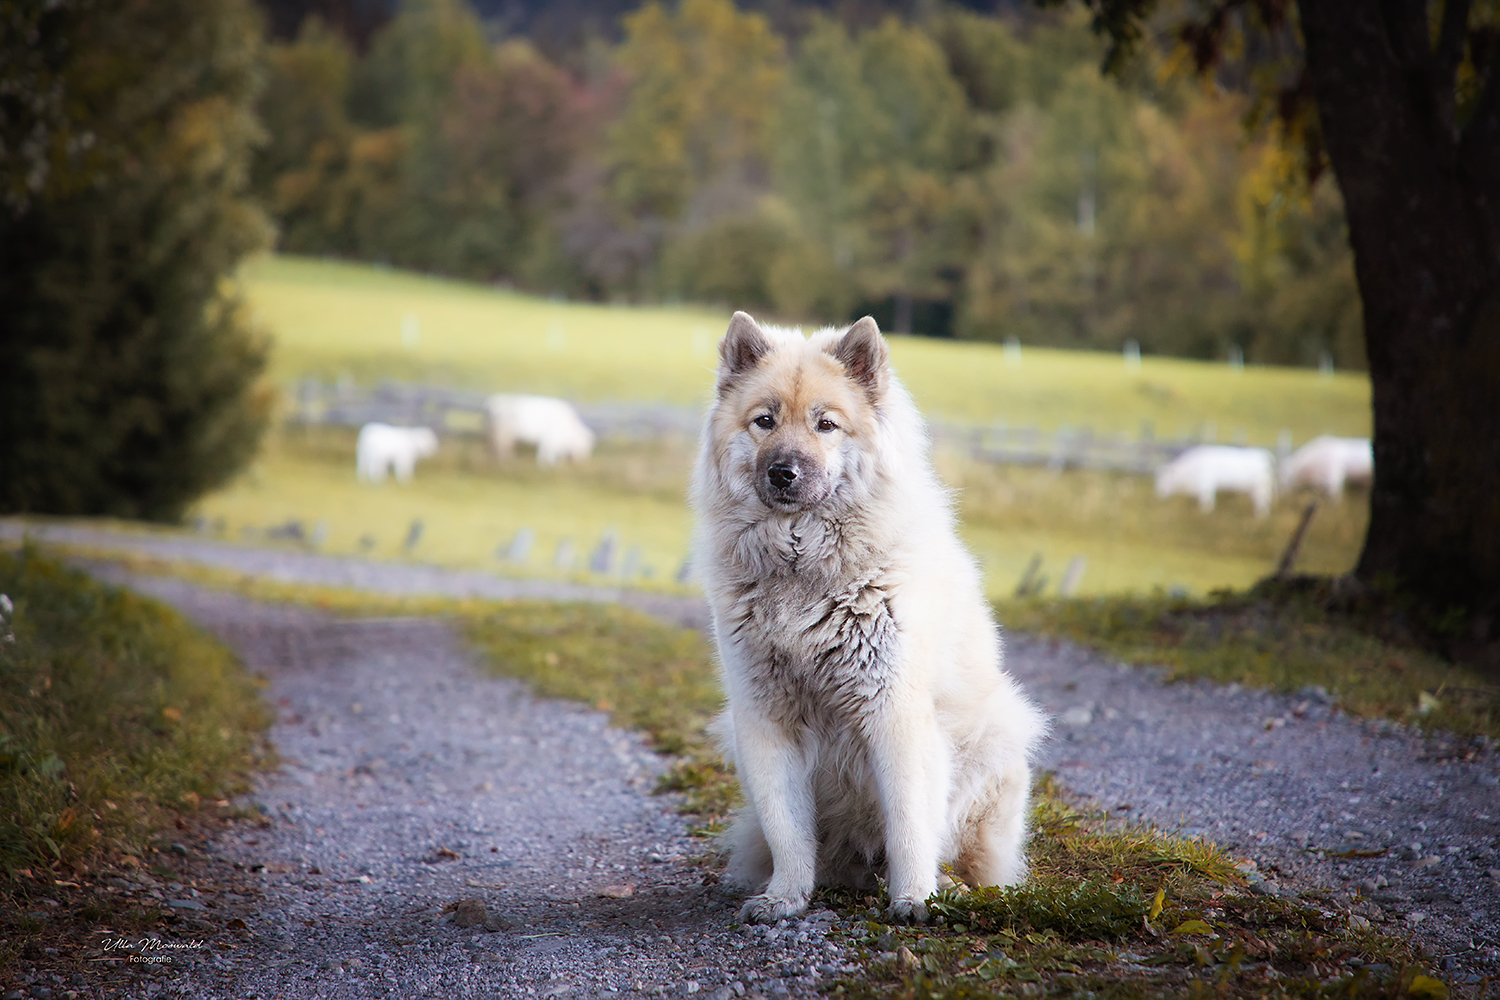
716 311 770 395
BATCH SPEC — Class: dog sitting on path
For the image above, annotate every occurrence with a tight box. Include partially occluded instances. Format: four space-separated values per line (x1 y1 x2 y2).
691 312 1045 925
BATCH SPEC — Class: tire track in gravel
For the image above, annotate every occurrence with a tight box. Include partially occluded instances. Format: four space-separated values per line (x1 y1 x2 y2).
7 519 1499 993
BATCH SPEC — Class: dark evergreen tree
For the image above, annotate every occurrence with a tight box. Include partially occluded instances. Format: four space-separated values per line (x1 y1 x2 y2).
0 0 272 521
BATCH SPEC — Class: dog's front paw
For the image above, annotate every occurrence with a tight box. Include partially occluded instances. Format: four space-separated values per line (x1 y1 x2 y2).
739 893 809 924
885 897 930 925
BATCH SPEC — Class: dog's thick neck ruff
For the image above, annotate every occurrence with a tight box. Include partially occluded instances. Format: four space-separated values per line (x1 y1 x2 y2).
691 315 941 590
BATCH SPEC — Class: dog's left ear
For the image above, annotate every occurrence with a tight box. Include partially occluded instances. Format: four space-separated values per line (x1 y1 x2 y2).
831 316 889 402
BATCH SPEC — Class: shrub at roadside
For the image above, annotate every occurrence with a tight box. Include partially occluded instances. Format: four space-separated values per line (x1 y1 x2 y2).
0 548 269 881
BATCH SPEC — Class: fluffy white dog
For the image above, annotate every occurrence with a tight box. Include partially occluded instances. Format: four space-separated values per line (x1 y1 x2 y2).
486 394 596 466
692 312 1045 925
356 423 438 483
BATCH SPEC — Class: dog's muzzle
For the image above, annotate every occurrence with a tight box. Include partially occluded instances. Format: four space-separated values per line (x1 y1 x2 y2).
756 450 826 510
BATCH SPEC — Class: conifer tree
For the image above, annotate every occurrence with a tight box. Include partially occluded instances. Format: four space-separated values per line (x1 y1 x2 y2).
0 0 272 521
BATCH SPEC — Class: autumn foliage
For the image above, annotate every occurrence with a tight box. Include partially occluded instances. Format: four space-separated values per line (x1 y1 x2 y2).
252 0 1361 369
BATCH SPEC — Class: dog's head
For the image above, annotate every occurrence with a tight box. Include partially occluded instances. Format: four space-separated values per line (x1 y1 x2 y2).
708 311 891 514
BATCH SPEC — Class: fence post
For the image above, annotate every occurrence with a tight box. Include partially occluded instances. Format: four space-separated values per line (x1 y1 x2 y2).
1015 553 1044 598
1047 425 1073 472
499 527 534 563
1134 420 1153 474
589 530 619 575
1058 556 1087 596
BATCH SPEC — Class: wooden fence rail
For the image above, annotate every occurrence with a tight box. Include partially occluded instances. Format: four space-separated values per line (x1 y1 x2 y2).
286 378 1289 474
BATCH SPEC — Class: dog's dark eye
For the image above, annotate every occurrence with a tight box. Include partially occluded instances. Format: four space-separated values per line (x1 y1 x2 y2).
817 418 838 433
753 414 775 430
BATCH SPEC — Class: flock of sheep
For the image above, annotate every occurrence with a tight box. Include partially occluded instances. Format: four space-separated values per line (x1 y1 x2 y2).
353 393 1371 519
354 394 595 483
1154 436 1373 516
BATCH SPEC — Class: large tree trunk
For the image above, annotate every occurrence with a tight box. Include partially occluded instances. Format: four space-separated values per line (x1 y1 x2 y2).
1300 0 1500 672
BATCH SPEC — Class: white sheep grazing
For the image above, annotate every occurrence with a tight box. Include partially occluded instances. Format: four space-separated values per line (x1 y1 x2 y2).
1155 445 1276 517
356 423 439 483
1281 435 1373 499
485 394 595 466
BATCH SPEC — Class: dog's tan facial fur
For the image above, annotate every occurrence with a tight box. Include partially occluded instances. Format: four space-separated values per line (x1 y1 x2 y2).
712 312 885 513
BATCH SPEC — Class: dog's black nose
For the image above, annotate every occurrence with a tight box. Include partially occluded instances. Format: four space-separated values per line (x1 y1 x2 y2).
768 462 799 490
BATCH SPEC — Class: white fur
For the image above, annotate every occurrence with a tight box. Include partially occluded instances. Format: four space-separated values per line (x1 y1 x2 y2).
1154 445 1275 517
355 423 438 483
486 394 596 466
1281 436 1373 499
691 316 1046 925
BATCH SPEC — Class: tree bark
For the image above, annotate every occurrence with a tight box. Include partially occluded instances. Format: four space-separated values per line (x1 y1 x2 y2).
1300 0 1500 672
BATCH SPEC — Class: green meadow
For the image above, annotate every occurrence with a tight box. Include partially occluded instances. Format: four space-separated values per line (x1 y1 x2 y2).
244 254 1370 439
199 254 1375 597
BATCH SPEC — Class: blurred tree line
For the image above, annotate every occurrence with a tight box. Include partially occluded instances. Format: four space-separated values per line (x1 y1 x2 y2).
253 0 1364 368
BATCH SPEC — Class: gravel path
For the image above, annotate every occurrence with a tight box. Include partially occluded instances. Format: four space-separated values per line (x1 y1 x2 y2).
4 519 1498 997
1007 635 1500 986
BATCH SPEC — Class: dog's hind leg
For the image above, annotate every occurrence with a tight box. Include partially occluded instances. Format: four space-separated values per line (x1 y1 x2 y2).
953 759 1032 889
725 808 773 891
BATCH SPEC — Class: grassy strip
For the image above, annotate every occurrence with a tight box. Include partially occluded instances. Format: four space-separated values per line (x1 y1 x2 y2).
0 547 270 879
999 585 1500 741
462 602 722 758
0 546 272 975
25 549 1449 996
825 778 1437 999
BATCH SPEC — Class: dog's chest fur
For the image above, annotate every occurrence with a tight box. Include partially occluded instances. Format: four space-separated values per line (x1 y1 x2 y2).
722 558 901 730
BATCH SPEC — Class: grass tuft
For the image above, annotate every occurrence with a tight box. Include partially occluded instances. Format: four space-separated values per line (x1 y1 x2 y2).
929 878 1150 942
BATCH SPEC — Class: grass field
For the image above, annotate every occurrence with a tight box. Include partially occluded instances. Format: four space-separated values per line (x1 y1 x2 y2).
208 254 1377 597
242 255 1371 442
189 427 1370 599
